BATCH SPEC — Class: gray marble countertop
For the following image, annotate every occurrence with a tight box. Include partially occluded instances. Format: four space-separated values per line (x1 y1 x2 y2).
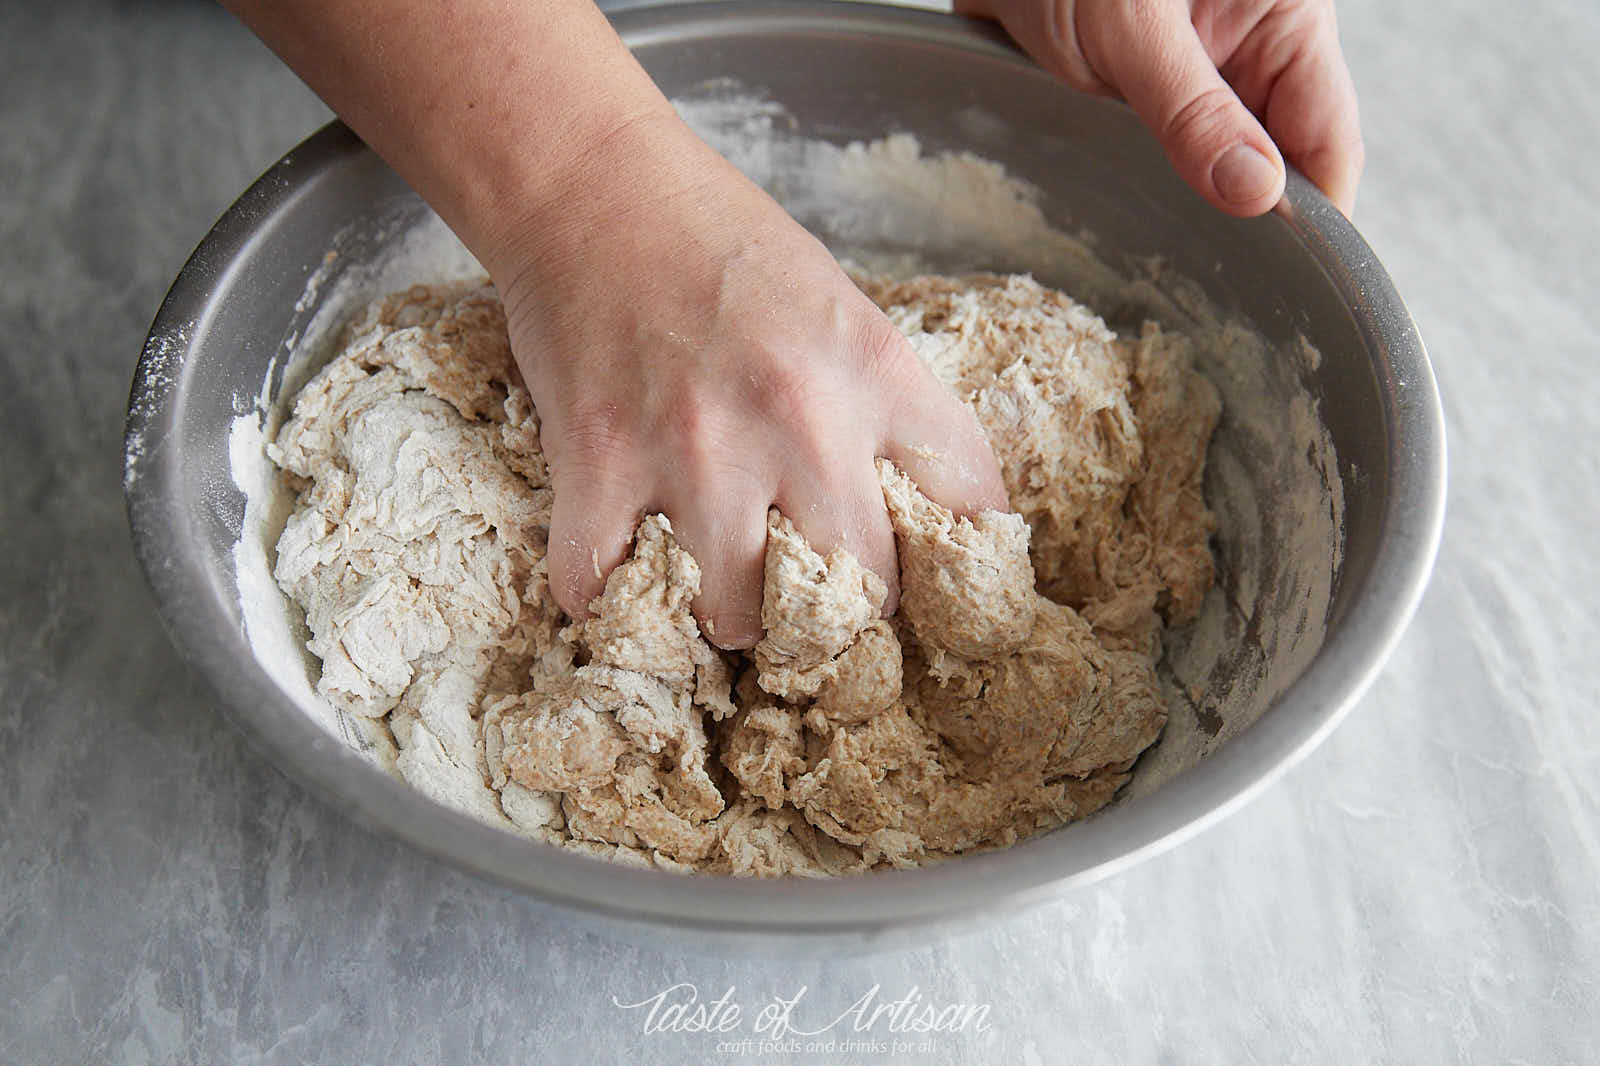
4 0 1597 1062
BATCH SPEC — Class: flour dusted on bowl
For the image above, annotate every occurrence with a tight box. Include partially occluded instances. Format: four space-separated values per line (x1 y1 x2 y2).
263 270 1221 876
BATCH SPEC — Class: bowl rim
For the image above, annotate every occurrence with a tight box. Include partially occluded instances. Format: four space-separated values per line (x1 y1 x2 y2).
124 0 1446 937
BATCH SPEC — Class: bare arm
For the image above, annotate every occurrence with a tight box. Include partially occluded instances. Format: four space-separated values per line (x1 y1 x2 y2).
220 0 676 280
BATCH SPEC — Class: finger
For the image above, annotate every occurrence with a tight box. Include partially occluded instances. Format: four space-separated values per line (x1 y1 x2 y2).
1082 1 1286 216
664 479 772 651
1238 22 1363 215
775 455 902 617
952 0 1115 97
544 460 647 622
883 366 1009 519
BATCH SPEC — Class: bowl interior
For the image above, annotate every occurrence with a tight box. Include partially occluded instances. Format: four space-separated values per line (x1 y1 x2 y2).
125 2 1441 936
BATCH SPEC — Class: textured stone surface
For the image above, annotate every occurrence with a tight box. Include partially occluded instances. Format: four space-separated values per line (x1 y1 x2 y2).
3 0 1598 1062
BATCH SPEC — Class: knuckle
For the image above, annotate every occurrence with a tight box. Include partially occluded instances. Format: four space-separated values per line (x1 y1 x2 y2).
1040 0 1108 92
743 358 862 460
747 352 825 421
781 420 841 478
848 310 919 390
1103 0 1174 43
666 401 754 487
658 387 717 452
550 402 631 473
1162 85 1243 149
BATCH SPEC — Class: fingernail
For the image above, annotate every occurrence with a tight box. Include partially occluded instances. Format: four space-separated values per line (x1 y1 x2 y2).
1212 144 1280 205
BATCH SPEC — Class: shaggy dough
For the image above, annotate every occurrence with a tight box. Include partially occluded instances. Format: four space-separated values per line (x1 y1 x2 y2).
270 272 1220 875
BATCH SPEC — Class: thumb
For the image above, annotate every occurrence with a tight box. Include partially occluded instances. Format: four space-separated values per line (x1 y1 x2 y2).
1080 3 1285 216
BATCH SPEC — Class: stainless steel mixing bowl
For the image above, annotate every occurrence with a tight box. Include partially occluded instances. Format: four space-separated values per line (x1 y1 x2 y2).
124 1 1445 947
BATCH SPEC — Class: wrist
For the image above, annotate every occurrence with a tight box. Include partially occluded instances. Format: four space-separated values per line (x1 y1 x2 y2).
484 106 747 361
475 104 699 299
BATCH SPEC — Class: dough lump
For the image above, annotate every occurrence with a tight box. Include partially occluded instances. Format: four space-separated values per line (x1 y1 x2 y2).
269 272 1220 876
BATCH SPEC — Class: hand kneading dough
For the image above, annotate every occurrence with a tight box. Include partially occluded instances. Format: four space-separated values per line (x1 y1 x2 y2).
269 272 1221 876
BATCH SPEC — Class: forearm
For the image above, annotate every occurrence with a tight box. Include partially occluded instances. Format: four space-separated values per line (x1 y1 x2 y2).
221 0 677 277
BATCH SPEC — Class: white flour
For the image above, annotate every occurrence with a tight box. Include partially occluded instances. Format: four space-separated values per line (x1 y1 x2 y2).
673 87 1124 302
229 88 1343 821
230 211 483 760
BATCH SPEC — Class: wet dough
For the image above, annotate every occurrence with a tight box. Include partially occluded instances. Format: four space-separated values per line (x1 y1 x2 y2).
270 272 1220 875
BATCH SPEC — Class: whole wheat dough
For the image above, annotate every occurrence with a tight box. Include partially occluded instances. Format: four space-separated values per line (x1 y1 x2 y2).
269 272 1220 876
